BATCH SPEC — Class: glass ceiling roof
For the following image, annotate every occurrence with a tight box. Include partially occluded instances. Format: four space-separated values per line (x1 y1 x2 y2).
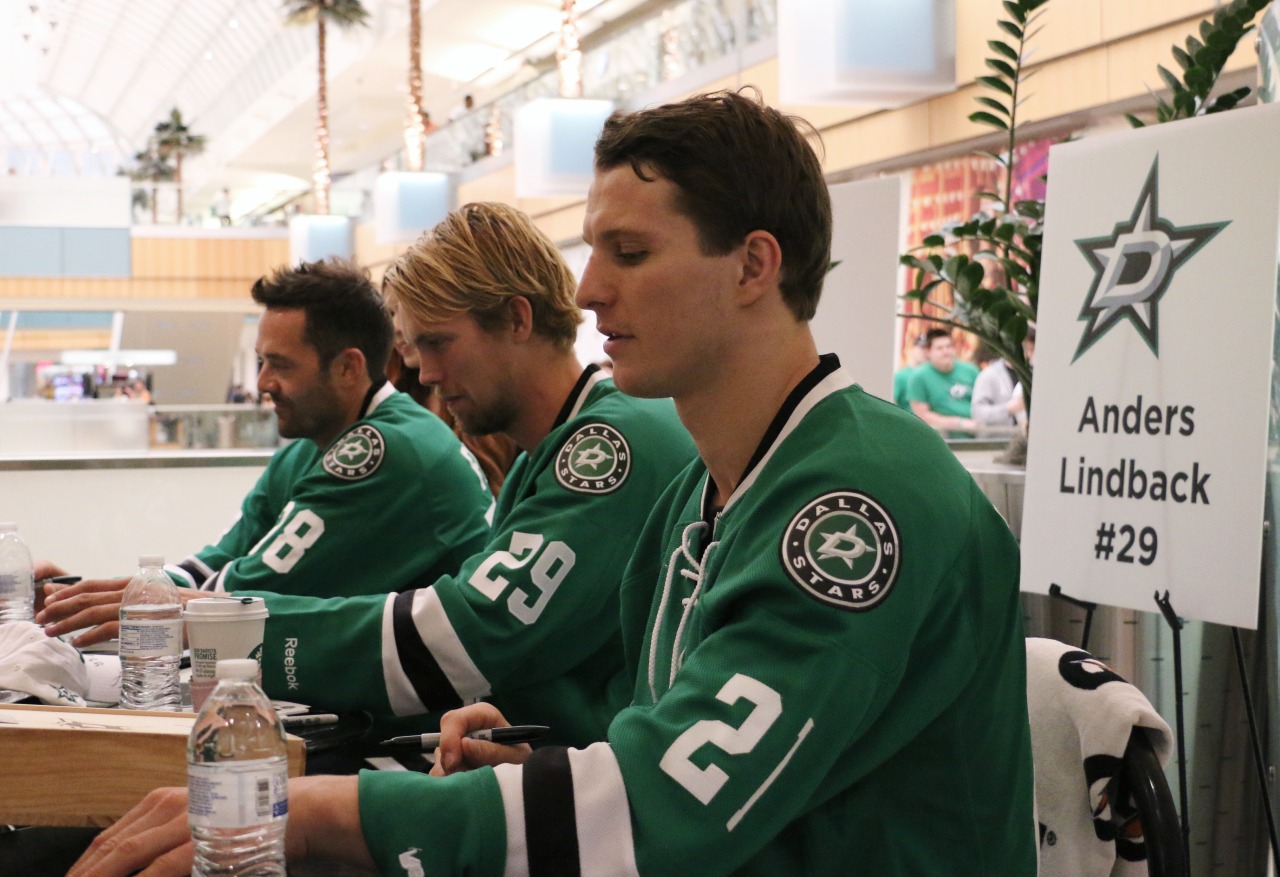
0 0 312 177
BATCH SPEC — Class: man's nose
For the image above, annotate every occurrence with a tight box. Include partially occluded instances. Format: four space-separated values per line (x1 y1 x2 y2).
575 256 607 311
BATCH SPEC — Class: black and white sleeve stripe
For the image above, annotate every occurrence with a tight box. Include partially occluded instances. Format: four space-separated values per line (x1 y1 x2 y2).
494 743 638 877
382 588 491 715
173 555 214 589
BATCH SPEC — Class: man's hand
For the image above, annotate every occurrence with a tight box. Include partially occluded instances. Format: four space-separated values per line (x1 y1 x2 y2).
38 576 203 646
69 777 369 877
34 560 68 582
430 703 532 776
67 786 193 877
36 575 132 645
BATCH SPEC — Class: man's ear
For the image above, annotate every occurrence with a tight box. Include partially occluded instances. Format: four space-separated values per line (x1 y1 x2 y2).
331 348 368 385
737 229 783 307
507 295 535 342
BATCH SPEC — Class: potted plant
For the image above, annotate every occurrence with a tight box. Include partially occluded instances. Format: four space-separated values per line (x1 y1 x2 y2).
899 0 1270 462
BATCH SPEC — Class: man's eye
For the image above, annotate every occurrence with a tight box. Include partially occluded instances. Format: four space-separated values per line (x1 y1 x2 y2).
616 250 646 264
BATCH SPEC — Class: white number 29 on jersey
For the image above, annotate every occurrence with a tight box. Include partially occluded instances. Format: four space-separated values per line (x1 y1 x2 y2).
467 531 576 624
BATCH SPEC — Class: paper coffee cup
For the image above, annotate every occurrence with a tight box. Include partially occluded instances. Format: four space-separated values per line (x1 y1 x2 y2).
185 596 268 711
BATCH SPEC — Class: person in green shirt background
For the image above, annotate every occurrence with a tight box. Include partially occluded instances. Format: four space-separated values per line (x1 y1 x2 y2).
907 327 979 436
892 331 928 410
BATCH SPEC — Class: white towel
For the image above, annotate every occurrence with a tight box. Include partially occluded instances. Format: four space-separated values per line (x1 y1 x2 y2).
1026 637 1173 877
0 620 90 706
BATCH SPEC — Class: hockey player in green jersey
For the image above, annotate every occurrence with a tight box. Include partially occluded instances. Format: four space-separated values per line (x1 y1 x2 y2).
72 93 1033 877
37 259 493 646
222 202 694 748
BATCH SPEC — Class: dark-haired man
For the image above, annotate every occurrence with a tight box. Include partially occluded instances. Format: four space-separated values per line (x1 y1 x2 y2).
38 259 493 644
907 327 979 435
72 92 1033 877
224 203 695 751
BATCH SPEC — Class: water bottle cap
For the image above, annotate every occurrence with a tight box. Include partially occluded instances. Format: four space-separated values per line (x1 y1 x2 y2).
0 523 16 533
215 658 259 680
138 554 165 567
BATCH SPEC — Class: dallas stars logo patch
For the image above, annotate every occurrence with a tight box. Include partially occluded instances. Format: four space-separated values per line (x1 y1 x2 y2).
1072 156 1228 362
323 425 386 481
555 423 631 494
781 490 900 612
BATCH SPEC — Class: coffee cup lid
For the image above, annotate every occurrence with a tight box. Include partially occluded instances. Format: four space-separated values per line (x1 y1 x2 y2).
185 596 269 620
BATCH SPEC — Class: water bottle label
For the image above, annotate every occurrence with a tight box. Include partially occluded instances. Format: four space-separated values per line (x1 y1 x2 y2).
119 618 183 658
0 573 27 597
188 759 289 828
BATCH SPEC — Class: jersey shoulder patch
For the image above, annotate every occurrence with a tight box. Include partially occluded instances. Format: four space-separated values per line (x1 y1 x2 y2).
779 489 901 612
554 421 631 495
323 424 387 481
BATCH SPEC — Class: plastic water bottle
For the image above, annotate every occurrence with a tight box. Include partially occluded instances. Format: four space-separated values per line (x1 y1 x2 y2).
188 658 288 877
0 523 34 623
118 554 183 711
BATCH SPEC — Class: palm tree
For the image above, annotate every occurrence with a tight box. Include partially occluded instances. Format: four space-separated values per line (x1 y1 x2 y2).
153 108 206 222
283 0 371 214
127 146 175 225
404 0 427 171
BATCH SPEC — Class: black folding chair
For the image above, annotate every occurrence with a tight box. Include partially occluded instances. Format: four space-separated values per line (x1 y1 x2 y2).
1107 727 1186 877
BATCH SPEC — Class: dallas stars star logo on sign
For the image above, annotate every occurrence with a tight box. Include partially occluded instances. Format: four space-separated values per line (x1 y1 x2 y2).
1072 156 1228 362
323 425 386 480
781 490 900 612
555 423 631 494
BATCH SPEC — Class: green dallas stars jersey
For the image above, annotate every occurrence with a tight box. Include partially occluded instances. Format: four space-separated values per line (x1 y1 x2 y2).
170 384 493 599
250 366 696 747
356 355 1035 877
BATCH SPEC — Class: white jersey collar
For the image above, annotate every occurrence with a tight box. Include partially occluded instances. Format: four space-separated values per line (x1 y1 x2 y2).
364 381 397 417
709 354 855 515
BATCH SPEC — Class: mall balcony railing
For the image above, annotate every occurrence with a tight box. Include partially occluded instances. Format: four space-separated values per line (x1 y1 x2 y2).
135 0 777 228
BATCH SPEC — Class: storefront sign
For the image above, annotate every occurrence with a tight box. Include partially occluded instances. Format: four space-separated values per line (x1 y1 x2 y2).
1021 105 1280 628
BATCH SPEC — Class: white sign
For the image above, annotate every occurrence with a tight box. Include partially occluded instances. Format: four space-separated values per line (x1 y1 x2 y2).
1021 105 1280 629
812 175 907 403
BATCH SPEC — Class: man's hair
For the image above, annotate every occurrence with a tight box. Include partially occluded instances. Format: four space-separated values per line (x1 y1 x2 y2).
251 259 391 381
923 328 952 349
594 88 832 321
383 202 581 351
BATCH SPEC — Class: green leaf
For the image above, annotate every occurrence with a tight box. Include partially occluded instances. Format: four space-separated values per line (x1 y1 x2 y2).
988 40 1020 62
986 58 1017 78
1125 112 1147 128
919 278 946 298
1184 66 1210 91
1003 1 1026 25
944 254 966 280
960 260 987 291
1185 36 1204 56
1014 200 1044 220
1207 28 1233 50
1173 90 1197 115
969 110 1009 130
975 96 1011 115
1157 64 1182 93
1171 45 1193 71
997 20 1023 40
976 75 1014 96
922 233 946 247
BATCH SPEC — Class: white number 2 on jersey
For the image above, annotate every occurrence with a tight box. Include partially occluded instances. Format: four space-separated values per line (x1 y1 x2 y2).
659 673 783 805
467 531 576 624
252 501 326 574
